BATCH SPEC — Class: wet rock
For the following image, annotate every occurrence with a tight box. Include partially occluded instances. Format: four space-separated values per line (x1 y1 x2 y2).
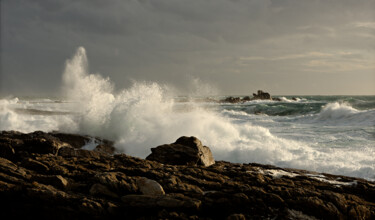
23 137 70 155
93 144 115 155
50 132 115 154
121 194 201 210
0 131 374 219
58 146 101 159
49 133 90 149
146 136 215 166
31 175 68 189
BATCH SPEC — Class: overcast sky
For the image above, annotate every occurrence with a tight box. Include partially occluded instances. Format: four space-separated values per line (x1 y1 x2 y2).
1 0 374 96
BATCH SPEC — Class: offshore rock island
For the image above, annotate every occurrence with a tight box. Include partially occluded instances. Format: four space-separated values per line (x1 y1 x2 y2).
221 90 283 103
0 131 374 219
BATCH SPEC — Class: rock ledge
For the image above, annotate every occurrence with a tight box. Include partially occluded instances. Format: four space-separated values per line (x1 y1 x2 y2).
0 131 374 219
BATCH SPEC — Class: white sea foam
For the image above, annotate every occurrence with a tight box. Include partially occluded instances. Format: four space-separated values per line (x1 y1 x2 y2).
58 47 320 164
314 102 375 126
309 176 358 187
318 102 358 119
1 47 374 181
0 97 73 132
258 169 299 179
81 138 99 151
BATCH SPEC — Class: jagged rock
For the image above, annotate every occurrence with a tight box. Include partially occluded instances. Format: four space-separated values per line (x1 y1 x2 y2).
94 172 137 194
31 175 68 189
58 146 101 159
21 158 49 172
0 157 19 173
23 137 70 155
0 131 374 219
227 213 246 220
93 144 115 155
49 133 91 148
51 132 115 155
0 143 15 160
146 136 215 166
137 177 165 195
90 183 118 198
121 194 201 210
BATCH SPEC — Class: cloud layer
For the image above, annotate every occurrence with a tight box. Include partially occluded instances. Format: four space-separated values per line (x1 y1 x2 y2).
1 0 374 95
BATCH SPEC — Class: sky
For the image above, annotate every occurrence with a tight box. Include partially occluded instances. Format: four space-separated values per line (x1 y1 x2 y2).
1 0 374 96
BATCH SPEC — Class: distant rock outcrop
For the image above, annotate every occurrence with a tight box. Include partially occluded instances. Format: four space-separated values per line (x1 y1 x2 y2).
220 90 278 103
252 90 271 100
222 96 242 103
146 136 215 166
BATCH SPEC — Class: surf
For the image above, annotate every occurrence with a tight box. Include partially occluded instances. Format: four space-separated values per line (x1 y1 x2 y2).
1 47 374 181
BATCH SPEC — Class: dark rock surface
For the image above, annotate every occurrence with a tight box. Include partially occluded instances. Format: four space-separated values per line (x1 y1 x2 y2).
0 130 374 219
252 90 271 100
146 136 215 167
221 90 278 103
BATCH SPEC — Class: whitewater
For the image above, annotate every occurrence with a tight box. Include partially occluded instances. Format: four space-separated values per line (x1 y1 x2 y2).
1 47 374 181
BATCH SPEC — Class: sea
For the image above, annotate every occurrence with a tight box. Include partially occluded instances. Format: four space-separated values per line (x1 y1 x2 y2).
1 47 374 181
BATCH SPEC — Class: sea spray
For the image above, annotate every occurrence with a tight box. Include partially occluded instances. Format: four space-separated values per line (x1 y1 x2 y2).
59 47 374 181
62 47 116 134
0 97 72 132
0 98 21 130
60 47 319 162
1 47 374 181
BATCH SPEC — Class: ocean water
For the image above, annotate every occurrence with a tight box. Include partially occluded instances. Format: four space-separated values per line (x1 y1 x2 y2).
1 47 374 181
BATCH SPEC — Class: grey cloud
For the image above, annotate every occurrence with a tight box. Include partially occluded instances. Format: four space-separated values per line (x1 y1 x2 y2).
1 0 374 96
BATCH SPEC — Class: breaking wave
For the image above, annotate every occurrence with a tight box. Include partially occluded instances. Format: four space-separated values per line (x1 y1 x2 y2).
1 47 374 181
314 102 375 126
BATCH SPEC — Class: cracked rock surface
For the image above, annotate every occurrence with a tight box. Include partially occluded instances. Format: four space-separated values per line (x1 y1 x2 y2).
0 131 374 219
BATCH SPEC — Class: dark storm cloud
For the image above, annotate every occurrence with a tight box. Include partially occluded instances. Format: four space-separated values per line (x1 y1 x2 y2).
1 0 374 96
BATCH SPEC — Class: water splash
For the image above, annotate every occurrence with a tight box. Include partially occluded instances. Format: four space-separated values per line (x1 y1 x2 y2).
1 47 374 181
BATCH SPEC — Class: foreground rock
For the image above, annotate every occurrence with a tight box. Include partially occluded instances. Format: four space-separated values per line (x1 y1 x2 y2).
0 131 374 219
146 136 215 166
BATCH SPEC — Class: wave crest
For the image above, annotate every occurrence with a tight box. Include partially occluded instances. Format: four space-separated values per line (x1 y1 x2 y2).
314 102 375 126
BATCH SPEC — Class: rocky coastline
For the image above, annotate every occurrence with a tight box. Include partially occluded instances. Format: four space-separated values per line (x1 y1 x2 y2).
0 131 374 219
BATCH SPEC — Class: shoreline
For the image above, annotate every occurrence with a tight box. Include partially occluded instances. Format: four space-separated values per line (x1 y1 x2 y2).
0 130 374 219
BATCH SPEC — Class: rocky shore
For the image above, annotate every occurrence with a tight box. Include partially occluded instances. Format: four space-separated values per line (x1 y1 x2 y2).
0 131 374 219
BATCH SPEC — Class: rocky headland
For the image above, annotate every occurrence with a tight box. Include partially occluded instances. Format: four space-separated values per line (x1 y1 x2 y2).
0 131 374 219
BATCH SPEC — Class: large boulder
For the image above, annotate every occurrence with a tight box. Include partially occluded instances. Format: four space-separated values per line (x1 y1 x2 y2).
137 177 165 195
146 136 215 166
